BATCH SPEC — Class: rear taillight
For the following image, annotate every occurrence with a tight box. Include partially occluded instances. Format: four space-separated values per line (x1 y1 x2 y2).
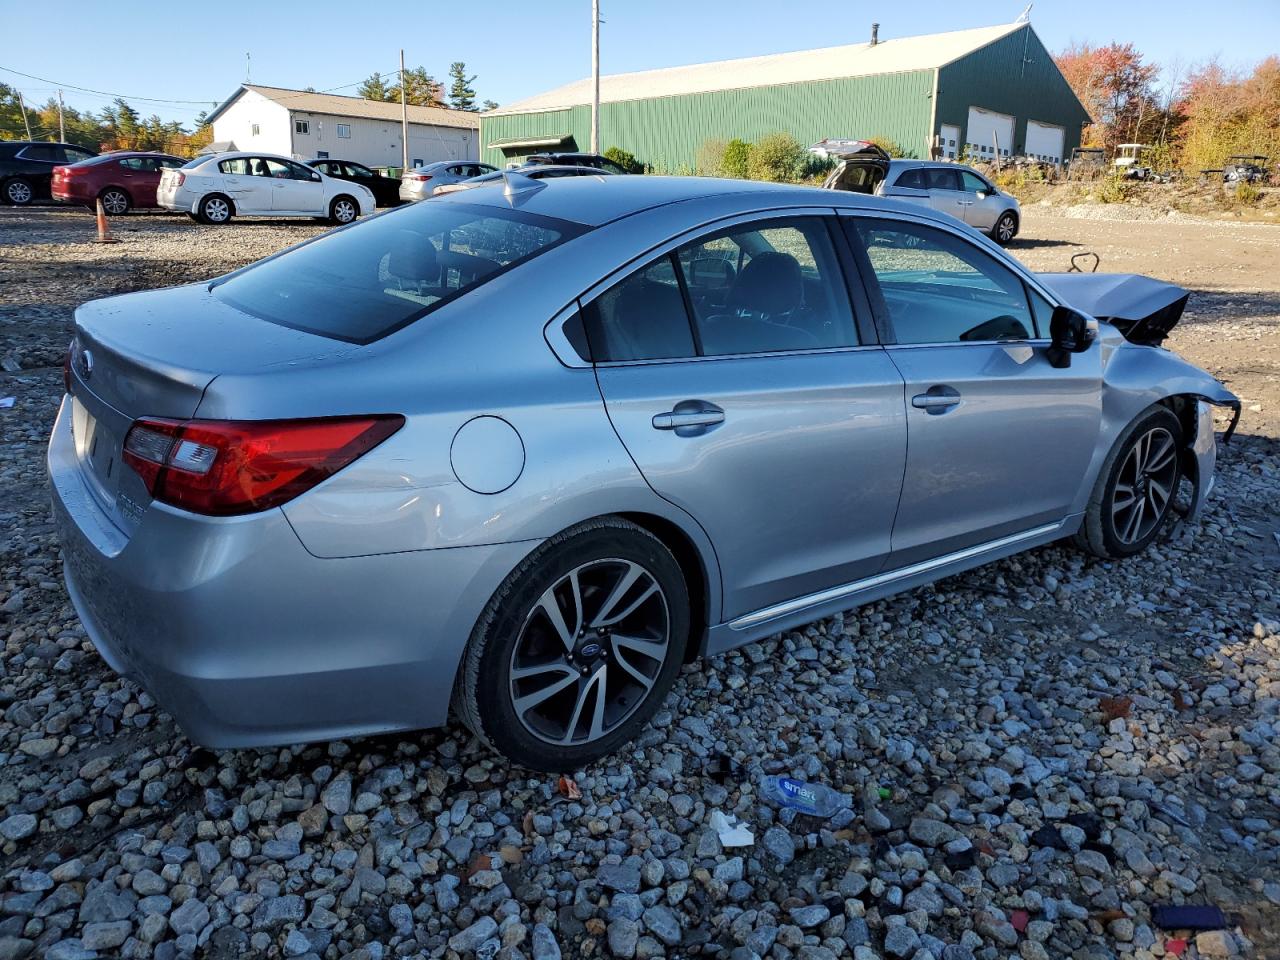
406 173 432 182
175 172 185 186
122 415 404 516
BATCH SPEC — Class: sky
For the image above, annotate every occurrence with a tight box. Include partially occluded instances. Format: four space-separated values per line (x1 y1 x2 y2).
3 0 1277 128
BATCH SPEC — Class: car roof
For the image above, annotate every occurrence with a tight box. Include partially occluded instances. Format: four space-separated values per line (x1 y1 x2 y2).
431 174 955 227
199 151 297 162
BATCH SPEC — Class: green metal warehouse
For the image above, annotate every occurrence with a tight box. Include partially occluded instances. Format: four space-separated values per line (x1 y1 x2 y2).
480 20 1090 172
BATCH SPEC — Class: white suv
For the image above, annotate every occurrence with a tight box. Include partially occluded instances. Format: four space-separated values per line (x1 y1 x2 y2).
158 152 375 225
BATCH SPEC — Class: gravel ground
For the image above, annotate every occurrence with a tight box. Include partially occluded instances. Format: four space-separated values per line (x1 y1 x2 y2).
1 206 1278 960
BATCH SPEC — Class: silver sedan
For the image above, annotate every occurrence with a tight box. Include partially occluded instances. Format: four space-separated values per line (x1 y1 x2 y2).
398 160 498 202
49 176 1238 770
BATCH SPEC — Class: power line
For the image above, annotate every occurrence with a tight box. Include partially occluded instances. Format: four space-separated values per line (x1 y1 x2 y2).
0 64 217 106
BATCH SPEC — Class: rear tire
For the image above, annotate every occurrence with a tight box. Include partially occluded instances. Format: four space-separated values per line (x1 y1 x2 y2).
197 194 233 225
1074 405 1183 559
4 178 34 206
991 211 1018 245
329 195 359 225
454 517 690 771
100 188 131 216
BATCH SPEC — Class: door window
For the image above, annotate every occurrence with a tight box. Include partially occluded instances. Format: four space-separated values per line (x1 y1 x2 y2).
852 218 1035 344
19 144 60 162
676 219 858 354
959 170 990 193
158 157 184 169
894 169 927 189
219 157 252 175
925 168 961 191
64 146 94 162
346 162 375 178
583 217 858 362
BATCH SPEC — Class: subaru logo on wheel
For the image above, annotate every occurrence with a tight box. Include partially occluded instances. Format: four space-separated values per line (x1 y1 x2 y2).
580 642 603 658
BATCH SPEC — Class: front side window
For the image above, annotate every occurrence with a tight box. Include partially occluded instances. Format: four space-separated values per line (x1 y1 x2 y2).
119 157 147 170
158 157 184 169
852 218 1036 344
959 170 990 193
583 217 858 362
346 162 374 178
337 124 352 138
212 202 583 343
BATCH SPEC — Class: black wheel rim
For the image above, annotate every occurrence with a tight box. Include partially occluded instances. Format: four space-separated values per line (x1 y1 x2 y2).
509 558 669 746
1111 426 1177 545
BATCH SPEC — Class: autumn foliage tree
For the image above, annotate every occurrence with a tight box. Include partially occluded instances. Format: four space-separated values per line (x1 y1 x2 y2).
1056 42 1163 151
1175 57 1280 174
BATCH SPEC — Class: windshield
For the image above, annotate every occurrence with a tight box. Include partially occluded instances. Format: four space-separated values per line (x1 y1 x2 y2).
211 202 585 343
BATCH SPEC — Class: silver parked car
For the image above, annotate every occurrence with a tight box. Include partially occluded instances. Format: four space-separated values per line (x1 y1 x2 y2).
823 141 1022 245
49 176 1238 771
433 165 615 195
398 160 499 202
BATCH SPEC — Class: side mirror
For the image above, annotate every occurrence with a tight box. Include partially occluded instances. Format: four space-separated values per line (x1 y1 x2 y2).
1046 306 1094 368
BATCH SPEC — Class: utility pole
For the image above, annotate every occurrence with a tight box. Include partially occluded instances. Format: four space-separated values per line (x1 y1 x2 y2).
57 90 66 142
400 48 409 171
590 0 600 154
16 90 32 140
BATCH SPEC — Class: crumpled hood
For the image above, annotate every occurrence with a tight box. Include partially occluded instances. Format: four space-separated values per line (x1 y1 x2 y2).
1038 272 1190 346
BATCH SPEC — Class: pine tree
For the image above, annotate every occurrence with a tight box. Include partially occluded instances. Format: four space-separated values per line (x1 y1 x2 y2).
448 62 478 112
482 100 499 112
389 67 444 107
358 72 392 102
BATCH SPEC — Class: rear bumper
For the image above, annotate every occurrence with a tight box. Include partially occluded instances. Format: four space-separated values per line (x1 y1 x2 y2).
48 397 537 748
52 183 92 203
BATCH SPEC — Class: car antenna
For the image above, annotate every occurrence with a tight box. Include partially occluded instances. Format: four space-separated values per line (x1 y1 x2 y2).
502 169 546 205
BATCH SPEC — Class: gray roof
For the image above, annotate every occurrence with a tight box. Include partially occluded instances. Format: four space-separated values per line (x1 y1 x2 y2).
492 22 1025 115
208 85 480 129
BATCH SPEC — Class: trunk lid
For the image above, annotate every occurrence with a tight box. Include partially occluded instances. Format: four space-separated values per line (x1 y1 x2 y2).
68 282 357 532
815 140 891 194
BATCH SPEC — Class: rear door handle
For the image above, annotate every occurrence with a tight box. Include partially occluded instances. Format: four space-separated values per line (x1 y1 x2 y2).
653 410 724 430
652 401 725 433
912 388 962 413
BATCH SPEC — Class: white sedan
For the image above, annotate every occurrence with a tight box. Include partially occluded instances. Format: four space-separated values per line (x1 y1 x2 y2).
158 152 375 225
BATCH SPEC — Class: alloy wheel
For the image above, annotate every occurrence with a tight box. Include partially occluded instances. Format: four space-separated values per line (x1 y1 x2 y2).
204 198 229 223
6 180 32 205
334 200 357 223
509 558 670 746
997 214 1016 243
1110 426 1177 545
102 190 128 215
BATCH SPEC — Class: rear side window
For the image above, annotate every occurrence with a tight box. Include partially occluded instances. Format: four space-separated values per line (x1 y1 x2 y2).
219 158 251 175
894 169 927 189
20 144 60 162
212 202 583 343
852 218 1035 344
583 216 858 361
925 168 960 191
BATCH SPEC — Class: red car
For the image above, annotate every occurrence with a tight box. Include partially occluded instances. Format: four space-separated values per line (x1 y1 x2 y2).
52 151 186 215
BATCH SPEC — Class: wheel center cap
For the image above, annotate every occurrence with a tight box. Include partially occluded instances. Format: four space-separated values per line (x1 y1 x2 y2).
579 641 604 659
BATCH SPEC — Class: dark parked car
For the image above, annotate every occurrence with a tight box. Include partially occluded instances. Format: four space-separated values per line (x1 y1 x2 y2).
52 151 186 215
1 141 98 205
307 159 402 207
522 152 630 174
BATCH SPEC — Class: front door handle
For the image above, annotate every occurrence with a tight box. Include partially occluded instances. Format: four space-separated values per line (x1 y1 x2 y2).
912 387 962 414
652 401 725 434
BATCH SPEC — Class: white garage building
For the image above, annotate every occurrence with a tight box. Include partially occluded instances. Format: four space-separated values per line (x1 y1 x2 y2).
206 85 480 169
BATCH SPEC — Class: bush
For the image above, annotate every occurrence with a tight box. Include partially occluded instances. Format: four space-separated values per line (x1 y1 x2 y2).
1233 180 1261 205
695 138 728 177
722 139 754 179
1095 174 1135 204
868 135 911 159
747 132 805 183
602 146 644 174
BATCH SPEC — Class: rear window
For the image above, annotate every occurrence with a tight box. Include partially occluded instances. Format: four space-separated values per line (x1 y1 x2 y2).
211 202 585 343
181 156 209 169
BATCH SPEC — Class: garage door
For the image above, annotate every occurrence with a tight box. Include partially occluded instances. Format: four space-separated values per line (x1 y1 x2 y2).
1025 120 1065 164
965 107 1015 161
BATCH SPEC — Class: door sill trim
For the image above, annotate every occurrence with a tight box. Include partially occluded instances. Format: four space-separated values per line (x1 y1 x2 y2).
728 520 1065 631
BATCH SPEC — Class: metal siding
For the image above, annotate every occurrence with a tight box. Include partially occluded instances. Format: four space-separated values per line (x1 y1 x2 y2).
481 72 934 170
936 25 1092 159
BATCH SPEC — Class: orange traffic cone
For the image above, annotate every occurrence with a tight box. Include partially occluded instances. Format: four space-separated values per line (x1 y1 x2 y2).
93 197 120 244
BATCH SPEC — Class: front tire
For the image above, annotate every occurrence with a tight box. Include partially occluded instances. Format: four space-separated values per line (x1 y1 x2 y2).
991 211 1018 246
4 178 34 206
1075 405 1183 559
455 518 690 771
197 194 233 225
329 195 359 225
100 188 131 216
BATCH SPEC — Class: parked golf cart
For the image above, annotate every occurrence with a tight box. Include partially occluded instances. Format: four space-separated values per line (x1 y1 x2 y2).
1067 147 1106 181
1223 155 1270 184
1114 144 1154 180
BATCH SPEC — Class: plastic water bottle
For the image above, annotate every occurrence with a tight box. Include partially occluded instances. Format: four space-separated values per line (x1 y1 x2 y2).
760 776 851 818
